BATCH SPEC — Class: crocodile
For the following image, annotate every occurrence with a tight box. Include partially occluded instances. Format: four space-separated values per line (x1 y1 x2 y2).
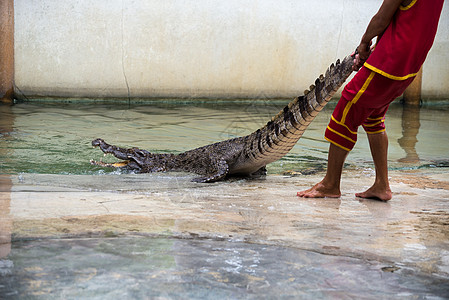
91 54 354 182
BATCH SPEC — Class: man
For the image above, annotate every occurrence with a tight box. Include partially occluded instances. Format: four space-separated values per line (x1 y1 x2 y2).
297 0 444 201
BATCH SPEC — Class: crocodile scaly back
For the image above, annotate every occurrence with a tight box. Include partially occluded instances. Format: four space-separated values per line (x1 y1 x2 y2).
239 55 354 169
91 55 355 182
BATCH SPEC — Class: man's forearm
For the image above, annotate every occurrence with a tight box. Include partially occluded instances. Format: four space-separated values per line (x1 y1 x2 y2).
361 15 389 48
358 0 403 56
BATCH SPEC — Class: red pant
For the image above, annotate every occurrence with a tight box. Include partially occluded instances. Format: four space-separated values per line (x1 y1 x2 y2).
325 67 414 151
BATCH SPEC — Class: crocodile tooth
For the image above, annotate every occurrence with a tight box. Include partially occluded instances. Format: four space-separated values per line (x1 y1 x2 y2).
319 74 324 81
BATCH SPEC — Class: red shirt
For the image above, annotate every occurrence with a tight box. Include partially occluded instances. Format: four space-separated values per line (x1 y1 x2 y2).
364 0 444 80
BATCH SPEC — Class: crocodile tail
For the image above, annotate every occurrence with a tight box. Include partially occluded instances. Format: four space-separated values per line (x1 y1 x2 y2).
243 55 354 167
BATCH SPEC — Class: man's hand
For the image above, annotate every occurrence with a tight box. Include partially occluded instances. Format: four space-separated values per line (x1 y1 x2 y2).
352 42 374 71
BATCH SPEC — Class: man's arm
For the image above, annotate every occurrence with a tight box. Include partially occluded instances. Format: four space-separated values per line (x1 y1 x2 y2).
353 0 404 70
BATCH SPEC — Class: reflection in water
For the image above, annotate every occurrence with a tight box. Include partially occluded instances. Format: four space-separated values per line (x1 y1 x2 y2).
397 105 420 163
0 175 12 259
0 103 14 258
359 198 391 219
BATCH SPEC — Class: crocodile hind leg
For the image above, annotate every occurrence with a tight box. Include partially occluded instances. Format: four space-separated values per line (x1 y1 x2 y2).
250 166 267 177
191 159 229 183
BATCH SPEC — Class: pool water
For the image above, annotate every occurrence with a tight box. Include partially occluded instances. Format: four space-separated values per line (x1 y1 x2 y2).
1 100 448 177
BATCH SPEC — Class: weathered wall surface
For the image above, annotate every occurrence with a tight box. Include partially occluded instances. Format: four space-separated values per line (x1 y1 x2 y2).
14 0 449 100
0 0 14 102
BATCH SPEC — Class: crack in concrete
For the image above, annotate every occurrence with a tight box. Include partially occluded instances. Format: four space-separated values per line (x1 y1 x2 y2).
121 0 131 103
335 0 345 60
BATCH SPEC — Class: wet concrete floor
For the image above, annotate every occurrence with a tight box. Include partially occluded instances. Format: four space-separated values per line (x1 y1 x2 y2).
1 168 448 298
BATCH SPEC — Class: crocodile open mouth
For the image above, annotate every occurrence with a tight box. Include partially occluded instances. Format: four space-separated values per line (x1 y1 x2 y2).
90 138 131 168
90 159 130 168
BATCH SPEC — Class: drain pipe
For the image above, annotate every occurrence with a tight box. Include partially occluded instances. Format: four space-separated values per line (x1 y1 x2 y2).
0 0 14 104
403 67 423 107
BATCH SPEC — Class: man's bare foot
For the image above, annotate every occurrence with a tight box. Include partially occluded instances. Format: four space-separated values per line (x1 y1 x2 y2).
355 185 392 201
297 182 341 198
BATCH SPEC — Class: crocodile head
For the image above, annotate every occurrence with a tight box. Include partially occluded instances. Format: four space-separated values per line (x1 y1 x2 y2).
90 138 144 170
91 138 174 173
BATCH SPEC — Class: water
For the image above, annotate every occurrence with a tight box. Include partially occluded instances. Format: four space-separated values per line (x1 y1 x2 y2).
1 100 449 177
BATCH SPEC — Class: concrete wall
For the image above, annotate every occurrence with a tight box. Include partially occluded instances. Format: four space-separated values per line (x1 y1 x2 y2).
14 0 449 100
